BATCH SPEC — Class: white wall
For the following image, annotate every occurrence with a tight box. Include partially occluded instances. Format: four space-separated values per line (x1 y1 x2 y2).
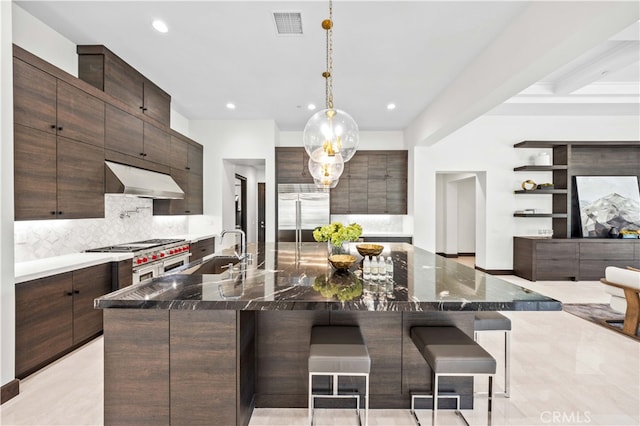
414 114 639 270
457 177 476 253
278 130 405 150
1 0 16 390
190 120 277 244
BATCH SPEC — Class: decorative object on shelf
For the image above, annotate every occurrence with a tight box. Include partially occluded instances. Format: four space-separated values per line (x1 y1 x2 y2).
537 229 554 238
608 227 620 238
537 183 554 189
356 243 384 258
576 176 640 237
302 0 359 189
621 230 640 239
313 271 363 301
515 208 537 214
531 152 551 166
521 179 538 190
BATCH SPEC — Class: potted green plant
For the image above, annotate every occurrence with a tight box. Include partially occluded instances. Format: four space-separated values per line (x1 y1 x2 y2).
313 222 363 255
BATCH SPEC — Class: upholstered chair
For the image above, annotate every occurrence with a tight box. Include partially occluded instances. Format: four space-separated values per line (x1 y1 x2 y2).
600 266 640 337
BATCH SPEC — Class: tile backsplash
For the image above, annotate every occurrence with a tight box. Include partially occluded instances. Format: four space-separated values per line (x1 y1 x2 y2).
14 195 188 262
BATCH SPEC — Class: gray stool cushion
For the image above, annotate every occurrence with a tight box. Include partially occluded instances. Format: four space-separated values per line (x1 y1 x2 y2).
411 326 496 375
474 311 512 331
309 326 371 374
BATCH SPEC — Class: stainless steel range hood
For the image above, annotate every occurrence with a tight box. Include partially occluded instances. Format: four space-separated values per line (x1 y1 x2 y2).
105 161 185 199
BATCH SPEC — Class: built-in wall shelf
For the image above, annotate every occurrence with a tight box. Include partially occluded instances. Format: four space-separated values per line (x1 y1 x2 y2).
514 189 567 194
513 213 568 218
513 165 568 172
514 141 638 148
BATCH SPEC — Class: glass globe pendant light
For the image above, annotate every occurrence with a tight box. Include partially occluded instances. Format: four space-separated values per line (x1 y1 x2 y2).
303 0 359 188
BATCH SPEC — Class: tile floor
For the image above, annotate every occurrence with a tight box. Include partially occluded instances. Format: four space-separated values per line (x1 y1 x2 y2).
1 266 639 426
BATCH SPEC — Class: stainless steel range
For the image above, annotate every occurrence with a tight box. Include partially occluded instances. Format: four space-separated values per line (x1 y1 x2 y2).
86 239 191 283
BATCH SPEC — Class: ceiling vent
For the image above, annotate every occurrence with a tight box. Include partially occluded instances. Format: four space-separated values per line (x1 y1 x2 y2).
273 11 303 35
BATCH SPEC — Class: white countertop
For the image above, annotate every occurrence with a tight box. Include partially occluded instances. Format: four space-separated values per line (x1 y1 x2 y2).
15 233 216 284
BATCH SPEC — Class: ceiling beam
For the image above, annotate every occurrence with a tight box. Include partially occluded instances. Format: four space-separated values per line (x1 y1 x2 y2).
404 1 639 148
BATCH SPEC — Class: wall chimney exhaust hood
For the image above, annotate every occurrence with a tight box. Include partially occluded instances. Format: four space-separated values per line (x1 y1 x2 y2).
105 161 185 199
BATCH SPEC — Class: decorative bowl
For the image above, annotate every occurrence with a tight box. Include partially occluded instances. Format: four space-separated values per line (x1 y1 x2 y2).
328 254 356 270
355 243 384 257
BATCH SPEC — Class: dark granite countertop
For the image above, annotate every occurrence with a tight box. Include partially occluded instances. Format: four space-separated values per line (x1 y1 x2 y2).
95 242 561 311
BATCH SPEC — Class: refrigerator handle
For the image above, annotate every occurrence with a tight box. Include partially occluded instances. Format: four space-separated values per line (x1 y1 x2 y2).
295 199 302 251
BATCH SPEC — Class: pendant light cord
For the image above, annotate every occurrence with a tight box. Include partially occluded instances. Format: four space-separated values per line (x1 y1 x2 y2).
324 0 334 110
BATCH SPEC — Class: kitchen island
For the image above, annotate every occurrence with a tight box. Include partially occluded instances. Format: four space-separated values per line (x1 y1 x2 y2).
96 242 560 426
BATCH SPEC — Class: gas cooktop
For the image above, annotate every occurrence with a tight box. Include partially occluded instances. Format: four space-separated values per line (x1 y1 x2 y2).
86 239 185 253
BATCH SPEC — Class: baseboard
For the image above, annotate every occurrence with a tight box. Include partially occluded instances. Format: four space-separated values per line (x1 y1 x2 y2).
1 379 19 404
436 252 458 258
457 252 475 257
475 266 514 275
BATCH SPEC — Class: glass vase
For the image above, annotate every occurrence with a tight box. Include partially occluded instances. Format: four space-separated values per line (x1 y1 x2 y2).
328 241 349 257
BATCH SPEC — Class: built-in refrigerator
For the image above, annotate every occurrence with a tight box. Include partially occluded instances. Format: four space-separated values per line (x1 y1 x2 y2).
277 184 330 244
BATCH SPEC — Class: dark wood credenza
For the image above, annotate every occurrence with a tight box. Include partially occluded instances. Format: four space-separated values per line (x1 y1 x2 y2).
513 237 640 281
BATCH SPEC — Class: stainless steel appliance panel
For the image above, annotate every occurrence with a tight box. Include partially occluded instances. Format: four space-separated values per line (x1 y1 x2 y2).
277 184 330 242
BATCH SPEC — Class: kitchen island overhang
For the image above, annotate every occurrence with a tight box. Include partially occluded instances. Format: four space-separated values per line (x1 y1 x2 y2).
96 243 561 426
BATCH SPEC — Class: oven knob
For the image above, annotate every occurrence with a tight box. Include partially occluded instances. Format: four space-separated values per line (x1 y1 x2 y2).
170 249 175 254
136 258 143 264
184 245 189 251
142 257 148 263
160 252 165 257
152 254 158 260
177 247 183 252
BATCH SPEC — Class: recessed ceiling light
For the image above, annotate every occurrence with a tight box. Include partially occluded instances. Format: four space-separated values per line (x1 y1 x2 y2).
307 104 316 111
226 103 236 110
387 103 396 110
152 20 168 33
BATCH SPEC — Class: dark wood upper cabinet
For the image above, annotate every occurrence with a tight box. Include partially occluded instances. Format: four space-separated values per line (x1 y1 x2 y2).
105 104 144 157
170 135 189 170
143 122 171 165
56 81 105 148
187 171 204 214
14 124 57 220
275 147 312 183
78 45 171 126
13 59 57 133
56 137 105 219
188 143 204 175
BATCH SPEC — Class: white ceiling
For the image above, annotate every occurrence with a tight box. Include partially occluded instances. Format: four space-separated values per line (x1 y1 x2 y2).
15 1 640 133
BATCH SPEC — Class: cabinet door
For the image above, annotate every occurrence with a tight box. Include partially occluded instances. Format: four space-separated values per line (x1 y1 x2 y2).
276 148 311 183
187 143 203 175
56 81 105 148
367 153 387 179
13 59 57 133
103 53 144 111
190 238 215 262
105 105 144 158
73 263 112 344
143 79 171 125
349 178 368 213
14 125 58 220
15 273 73 378
330 177 350 214
348 153 368 178
57 137 105 219
367 178 387 213
170 136 189 171
187 172 203 215
386 151 407 179
386 178 407 214
170 169 189 215
143 122 171 166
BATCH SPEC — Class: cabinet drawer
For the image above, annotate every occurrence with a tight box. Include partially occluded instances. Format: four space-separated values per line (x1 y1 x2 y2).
535 259 577 279
535 242 578 259
579 260 633 281
580 242 635 260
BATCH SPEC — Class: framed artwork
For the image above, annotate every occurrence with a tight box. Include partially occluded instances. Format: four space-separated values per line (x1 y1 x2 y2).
575 176 640 237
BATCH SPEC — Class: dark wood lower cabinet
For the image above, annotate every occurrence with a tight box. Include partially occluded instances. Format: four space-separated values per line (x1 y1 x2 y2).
15 273 73 378
102 309 476 425
514 237 640 281
190 237 215 262
15 263 113 378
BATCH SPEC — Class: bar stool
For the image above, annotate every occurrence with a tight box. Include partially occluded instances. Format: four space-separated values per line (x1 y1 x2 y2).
474 311 511 397
308 326 371 426
410 326 496 426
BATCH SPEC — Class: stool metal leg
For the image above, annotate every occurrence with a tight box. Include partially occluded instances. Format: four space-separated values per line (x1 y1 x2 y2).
504 331 510 398
488 375 494 425
432 372 439 426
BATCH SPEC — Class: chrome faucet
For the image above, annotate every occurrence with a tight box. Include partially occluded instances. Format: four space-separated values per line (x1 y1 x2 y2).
220 229 246 261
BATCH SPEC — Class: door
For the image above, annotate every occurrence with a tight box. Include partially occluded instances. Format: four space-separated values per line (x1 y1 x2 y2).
258 183 266 244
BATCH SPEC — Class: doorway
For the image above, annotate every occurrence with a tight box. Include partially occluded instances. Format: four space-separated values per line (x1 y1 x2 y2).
235 174 247 234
